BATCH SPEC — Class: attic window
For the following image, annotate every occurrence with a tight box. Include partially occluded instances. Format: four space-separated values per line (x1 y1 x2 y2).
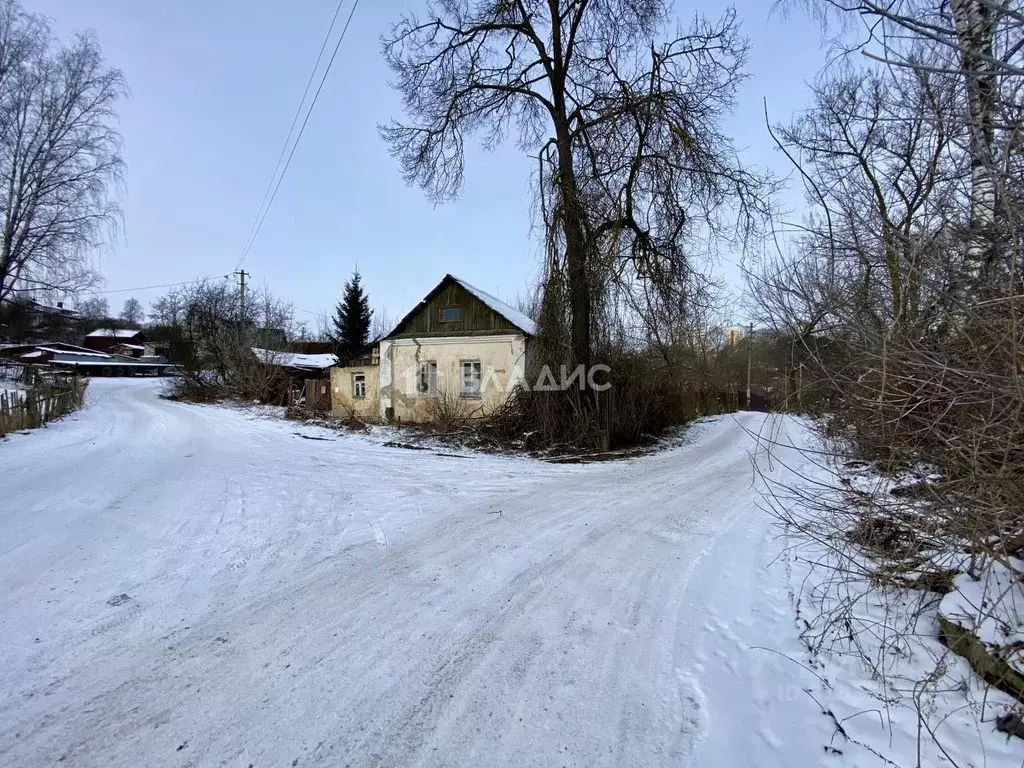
439 305 461 322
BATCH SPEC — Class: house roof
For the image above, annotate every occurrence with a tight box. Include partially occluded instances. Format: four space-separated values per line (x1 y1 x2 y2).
251 347 338 370
38 346 111 358
36 341 101 354
386 274 537 340
2 341 111 358
85 328 143 339
47 353 165 367
21 299 79 317
451 276 537 336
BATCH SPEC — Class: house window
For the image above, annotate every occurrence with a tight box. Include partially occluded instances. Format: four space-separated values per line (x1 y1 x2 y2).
461 360 482 398
352 373 366 399
440 305 461 322
417 361 437 396
371 347 380 365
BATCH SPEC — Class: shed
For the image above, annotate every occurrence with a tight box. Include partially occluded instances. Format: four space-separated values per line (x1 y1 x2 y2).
84 328 147 354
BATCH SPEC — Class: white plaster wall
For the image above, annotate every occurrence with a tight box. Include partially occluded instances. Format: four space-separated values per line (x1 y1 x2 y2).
330 365 380 421
378 339 393 420
386 334 527 423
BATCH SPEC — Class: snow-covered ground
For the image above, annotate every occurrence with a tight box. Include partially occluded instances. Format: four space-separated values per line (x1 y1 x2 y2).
0 379 1007 766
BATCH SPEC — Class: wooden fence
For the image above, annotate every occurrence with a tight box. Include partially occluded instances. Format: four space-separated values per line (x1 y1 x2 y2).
0 373 88 436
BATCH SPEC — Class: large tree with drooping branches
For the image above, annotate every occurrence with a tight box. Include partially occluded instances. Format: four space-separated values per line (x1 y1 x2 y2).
382 0 772 368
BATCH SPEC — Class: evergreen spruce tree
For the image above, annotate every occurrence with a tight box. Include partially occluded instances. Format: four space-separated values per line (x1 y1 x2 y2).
330 270 373 363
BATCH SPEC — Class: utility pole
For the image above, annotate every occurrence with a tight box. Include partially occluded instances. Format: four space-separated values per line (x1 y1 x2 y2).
234 269 249 342
234 269 248 318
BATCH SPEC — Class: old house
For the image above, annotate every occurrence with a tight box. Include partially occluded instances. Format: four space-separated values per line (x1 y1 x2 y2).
331 274 535 423
0 298 79 341
84 328 147 354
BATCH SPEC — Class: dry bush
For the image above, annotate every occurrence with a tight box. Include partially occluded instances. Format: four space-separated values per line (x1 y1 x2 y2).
163 374 224 403
483 350 740 454
424 387 478 432
830 297 1024 550
754 292 1024 759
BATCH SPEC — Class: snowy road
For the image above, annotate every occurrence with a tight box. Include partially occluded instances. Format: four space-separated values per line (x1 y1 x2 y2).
0 379 831 767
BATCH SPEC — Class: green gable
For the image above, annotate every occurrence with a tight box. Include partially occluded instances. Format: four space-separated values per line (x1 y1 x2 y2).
387 275 526 339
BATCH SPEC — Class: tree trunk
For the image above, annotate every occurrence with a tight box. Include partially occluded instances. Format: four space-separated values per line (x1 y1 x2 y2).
951 0 999 293
552 111 593 370
548 4 591 371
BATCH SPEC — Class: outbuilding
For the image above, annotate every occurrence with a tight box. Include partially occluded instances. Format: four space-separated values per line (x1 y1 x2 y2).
84 328 148 354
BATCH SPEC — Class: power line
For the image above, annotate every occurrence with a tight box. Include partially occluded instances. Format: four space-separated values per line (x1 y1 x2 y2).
236 0 362 269
237 0 349 266
88 276 229 295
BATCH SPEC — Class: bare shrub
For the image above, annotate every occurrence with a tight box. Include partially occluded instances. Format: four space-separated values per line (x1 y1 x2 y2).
163 280 298 404
423 387 478 432
752 0 1024 756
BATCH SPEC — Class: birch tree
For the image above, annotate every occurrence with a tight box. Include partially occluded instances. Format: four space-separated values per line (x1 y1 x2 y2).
119 296 143 325
0 1 125 304
784 0 1023 299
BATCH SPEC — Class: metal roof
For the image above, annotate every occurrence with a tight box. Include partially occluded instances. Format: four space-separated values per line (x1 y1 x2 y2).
85 328 143 339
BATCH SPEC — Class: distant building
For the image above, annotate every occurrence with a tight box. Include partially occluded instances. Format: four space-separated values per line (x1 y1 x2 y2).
725 326 745 347
83 328 147 354
0 340 169 376
0 298 79 341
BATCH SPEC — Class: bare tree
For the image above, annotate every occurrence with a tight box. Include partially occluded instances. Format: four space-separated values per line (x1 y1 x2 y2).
0 1 125 304
166 279 302 403
75 295 108 320
383 1 772 368
782 0 1024 298
370 306 393 342
148 287 185 327
118 296 143 326
768 66 963 332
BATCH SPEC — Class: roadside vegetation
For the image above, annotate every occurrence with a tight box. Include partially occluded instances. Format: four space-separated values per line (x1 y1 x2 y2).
748 0 1024 757
158 280 303 404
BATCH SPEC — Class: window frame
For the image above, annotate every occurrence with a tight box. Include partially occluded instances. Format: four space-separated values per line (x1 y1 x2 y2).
439 305 462 323
352 372 366 399
417 360 438 397
460 359 482 399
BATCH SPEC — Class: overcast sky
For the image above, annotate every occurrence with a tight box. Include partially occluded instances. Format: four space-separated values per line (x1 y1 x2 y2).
28 0 828 328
